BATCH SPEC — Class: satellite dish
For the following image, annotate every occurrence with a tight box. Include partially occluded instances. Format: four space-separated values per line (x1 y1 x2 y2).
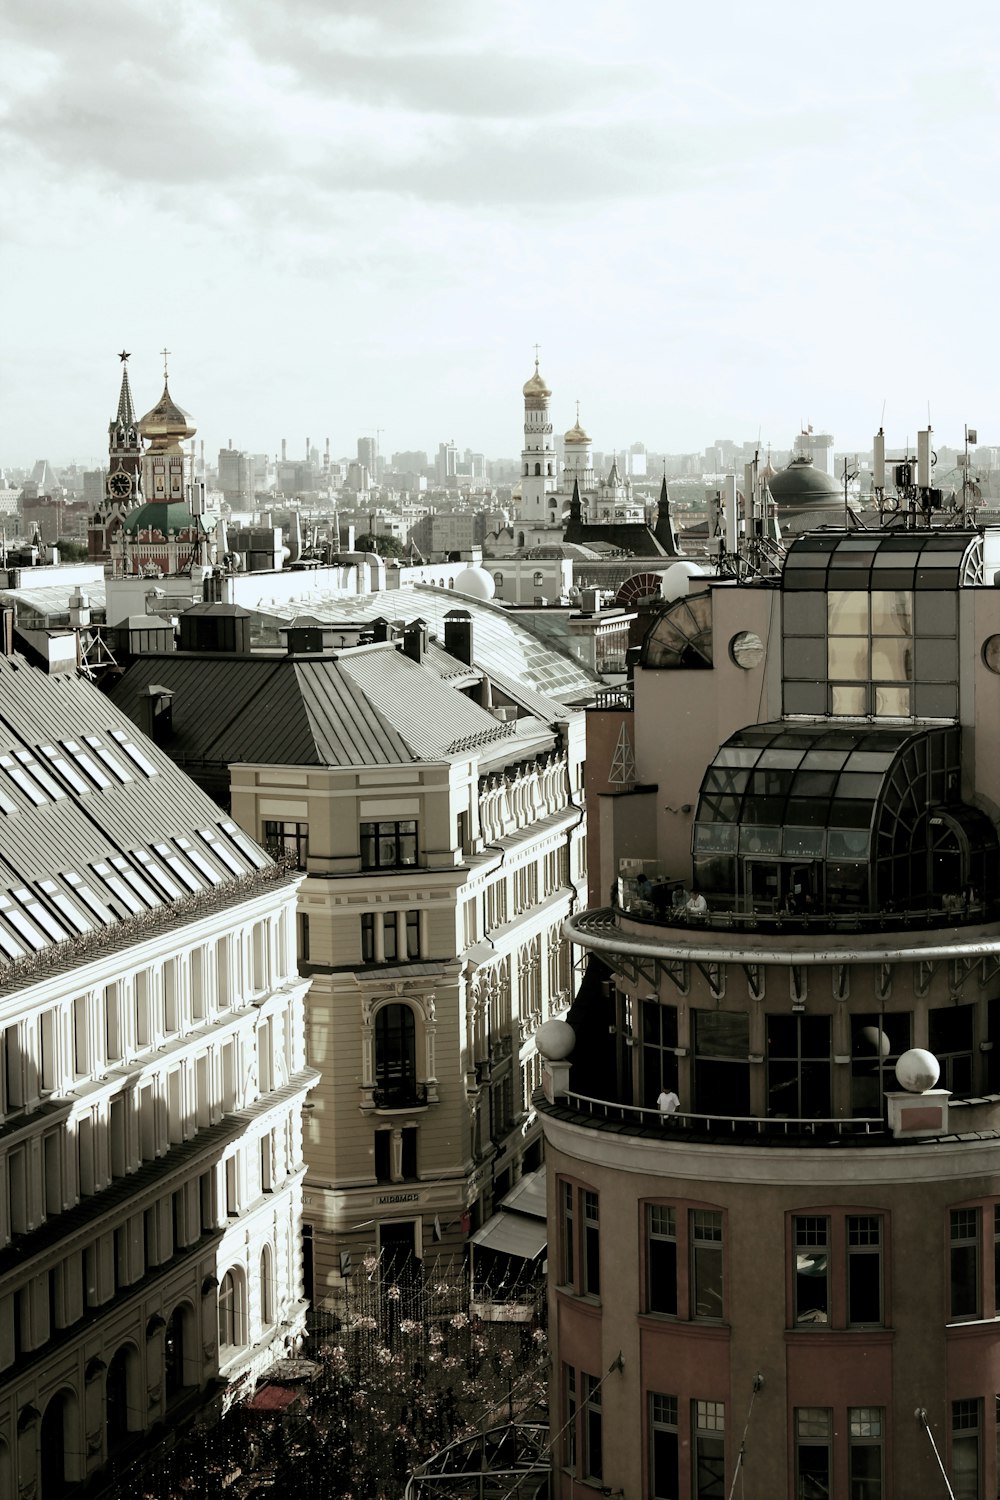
861 1025 891 1058
895 1048 940 1093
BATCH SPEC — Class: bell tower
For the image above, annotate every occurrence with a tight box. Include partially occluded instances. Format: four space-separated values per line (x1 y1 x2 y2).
519 350 558 524
89 351 144 562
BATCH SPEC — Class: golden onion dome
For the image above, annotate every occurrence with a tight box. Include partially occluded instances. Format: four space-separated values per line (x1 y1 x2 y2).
564 418 591 445
138 381 196 447
522 360 551 399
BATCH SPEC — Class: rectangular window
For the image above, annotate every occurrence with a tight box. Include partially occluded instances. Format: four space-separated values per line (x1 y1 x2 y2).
952 1398 981 1500
360 820 417 870
849 1407 884 1500
642 999 679 1109
406 910 421 959
951 1208 980 1320
650 1393 679 1500
263 820 308 868
794 1215 830 1325
647 1205 678 1315
691 1210 723 1321
795 1407 832 1498
583 1373 603 1481
583 1190 600 1297
847 1215 882 1326
374 1129 391 1184
563 1365 577 1471
297 911 310 962
693 1400 725 1500
560 1179 574 1286
383 914 398 963
361 913 375 963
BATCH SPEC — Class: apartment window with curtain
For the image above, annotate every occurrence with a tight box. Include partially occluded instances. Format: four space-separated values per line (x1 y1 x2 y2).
794 1215 830 1325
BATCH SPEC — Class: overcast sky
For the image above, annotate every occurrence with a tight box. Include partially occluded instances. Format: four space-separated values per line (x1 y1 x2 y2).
3 0 999 470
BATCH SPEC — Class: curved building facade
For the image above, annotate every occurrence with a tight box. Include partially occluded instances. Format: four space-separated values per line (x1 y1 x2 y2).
541 522 1000 1498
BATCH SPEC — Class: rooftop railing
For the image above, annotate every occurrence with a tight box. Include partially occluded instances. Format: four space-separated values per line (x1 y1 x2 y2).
605 886 993 938
550 1088 887 1141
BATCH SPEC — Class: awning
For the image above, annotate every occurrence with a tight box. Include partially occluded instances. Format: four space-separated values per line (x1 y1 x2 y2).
470 1212 547 1260
498 1167 546 1220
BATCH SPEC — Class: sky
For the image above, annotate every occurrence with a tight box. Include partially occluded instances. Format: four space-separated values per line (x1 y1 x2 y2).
3 0 1000 470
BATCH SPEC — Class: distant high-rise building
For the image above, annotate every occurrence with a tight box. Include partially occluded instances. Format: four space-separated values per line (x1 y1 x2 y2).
793 427 835 476
436 441 459 487
218 446 253 507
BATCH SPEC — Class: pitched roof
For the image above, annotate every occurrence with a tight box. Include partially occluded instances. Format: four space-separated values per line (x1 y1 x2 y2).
0 654 274 972
110 645 543 769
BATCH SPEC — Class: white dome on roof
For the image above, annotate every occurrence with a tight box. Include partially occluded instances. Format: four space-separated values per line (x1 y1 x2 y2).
453 566 496 601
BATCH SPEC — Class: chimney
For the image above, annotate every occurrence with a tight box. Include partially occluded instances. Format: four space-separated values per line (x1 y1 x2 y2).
444 608 474 666
281 438 287 462
403 618 428 663
0 608 12 656
136 685 174 745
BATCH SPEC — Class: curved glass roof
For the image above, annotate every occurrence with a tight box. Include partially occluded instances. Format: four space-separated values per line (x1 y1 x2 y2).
782 530 981 592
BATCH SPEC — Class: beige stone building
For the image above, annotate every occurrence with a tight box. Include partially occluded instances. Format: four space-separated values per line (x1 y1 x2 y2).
111 604 592 1307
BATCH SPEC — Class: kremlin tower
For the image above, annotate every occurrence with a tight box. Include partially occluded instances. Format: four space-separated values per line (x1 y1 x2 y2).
88 351 144 561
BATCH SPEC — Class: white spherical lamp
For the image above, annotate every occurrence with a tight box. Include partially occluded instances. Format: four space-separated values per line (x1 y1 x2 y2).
895 1048 941 1093
535 1019 575 1061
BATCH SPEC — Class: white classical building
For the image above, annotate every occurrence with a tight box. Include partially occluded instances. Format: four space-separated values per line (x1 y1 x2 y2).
0 638 314 1496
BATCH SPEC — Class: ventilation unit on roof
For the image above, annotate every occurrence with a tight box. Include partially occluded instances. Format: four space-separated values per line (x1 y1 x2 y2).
491 706 518 723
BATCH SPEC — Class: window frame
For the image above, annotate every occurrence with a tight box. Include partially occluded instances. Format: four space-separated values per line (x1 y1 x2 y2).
360 819 418 871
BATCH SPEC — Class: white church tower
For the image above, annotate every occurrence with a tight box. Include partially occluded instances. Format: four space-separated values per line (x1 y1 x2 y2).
519 354 558 524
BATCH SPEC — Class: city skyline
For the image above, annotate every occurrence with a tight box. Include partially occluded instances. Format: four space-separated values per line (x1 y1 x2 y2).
3 1 1000 466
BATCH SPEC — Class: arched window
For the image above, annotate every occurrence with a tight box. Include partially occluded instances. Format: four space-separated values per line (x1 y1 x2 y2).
165 1304 192 1403
547 464 553 476
533 571 544 587
375 1004 417 1107
218 1268 245 1349
41 1391 76 1497
106 1345 133 1452
260 1245 274 1328
493 573 504 588
534 463 541 476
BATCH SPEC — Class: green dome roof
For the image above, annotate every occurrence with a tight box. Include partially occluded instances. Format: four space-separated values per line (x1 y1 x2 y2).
122 501 207 536
767 455 841 503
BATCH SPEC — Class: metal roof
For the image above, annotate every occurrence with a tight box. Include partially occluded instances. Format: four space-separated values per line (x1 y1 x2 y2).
0 654 273 970
109 644 546 770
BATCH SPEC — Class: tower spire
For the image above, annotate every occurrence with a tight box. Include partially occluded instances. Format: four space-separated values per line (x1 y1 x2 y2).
115 350 136 427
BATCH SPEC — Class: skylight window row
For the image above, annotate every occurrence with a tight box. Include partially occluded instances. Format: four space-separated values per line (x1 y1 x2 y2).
109 728 158 778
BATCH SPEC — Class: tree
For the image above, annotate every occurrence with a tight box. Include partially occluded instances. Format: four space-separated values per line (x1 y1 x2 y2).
56 538 88 560
355 532 404 559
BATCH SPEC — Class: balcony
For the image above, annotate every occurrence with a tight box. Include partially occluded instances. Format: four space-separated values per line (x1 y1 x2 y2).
370 1082 429 1111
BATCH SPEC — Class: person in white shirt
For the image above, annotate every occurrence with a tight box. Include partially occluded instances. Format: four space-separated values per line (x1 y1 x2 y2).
657 1088 680 1119
685 891 708 917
